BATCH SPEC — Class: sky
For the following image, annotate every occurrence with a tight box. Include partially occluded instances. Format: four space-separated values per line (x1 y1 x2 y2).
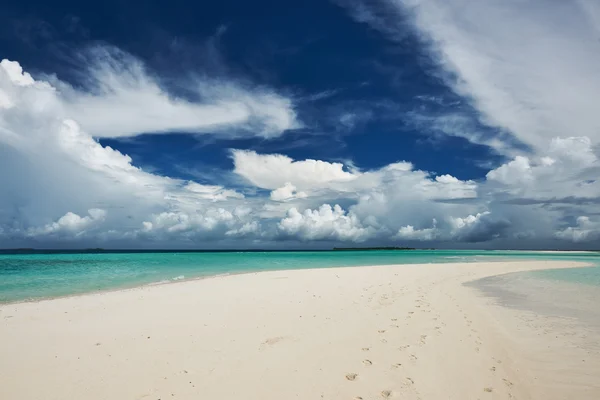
1 0 600 250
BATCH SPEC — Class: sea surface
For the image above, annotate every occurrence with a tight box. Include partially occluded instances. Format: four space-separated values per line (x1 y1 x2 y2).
0 250 599 303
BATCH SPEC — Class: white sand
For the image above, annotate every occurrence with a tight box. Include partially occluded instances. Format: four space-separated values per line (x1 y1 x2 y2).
1 260 599 400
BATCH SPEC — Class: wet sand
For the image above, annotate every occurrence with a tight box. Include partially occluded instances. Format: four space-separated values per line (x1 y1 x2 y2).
1 260 598 400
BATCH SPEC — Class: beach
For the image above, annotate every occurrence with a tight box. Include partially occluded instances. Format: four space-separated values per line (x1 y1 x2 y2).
1 260 599 400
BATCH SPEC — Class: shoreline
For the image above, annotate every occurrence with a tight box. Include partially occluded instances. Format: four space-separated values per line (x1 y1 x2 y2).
1 256 595 306
1 260 598 399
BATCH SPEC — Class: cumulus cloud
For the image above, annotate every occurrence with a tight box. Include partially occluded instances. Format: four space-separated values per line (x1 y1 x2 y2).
27 209 107 237
0 57 257 245
270 182 308 202
393 212 510 243
486 136 599 200
2 51 599 248
143 208 232 234
555 216 600 243
232 149 359 191
278 204 375 242
395 219 438 241
448 212 511 243
486 156 534 186
46 47 299 139
233 149 477 201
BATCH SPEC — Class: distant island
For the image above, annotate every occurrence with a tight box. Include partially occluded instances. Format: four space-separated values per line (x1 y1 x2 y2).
333 247 419 251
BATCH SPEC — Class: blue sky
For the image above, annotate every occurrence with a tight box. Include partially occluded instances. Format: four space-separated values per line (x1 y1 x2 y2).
1 0 600 249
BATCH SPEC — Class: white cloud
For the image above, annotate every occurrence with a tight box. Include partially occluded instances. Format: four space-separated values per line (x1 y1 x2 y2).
2 53 600 248
28 209 107 237
270 182 308 202
226 221 261 237
232 149 360 190
233 149 477 201
555 216 600 243
142 209 233 234
393 212 510 243
0 60 35 86
339 0 600 154
447 212 511 243
0 57 256 244
548 137 597 166
395 219 438 241
183 182 244 202
278 204 375 242
140 207 263 241
485 136 600 201
47 47 299 139
486 156 533 186
448 212 489 232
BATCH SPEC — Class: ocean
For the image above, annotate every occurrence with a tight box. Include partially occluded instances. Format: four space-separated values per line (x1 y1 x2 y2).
0 250 599 303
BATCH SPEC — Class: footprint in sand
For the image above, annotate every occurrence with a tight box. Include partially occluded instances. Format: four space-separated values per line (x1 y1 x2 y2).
484 387 493 393
346 373 358 381
362 347 370 351
363 359 373 366
259 336 288 350
503 378 513 387
262 336 286 346
408 354 418 362
378 330 386 333
381 390 392 398
391 363 402 369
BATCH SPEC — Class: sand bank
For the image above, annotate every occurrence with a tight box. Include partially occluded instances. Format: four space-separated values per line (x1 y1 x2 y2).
1 260 598 400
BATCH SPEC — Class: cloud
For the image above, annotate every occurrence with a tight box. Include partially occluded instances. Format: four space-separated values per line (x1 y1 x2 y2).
338 0 600 154
0 57 258 245
27 209 107 237
486 156 534 186
231 149 360 191
393 212 510 243
47 46 300 139
232 149 481 242
182 182 244 202
233 149 477 201
2 53 600 249
278 204 375 242
486 136 599 200
395 219 438 241
404 111 515 155
270 182 308 202
141 207 255 239
1 57 484 247
448 212 511 243
555 216 600 243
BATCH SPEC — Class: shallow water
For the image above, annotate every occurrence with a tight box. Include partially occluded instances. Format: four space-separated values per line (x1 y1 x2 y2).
0 250 598 303
469 269 600 329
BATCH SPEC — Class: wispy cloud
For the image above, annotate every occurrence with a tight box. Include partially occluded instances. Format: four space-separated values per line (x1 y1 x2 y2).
337 0 600 155
48 46 300 139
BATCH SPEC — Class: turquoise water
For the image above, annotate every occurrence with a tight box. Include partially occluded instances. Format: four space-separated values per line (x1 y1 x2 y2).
0 250 599 303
